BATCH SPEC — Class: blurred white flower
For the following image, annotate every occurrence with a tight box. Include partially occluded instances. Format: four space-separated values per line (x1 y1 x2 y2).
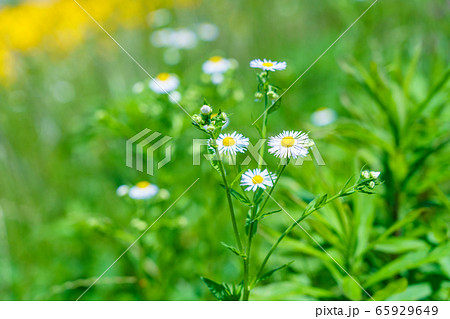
211 73 225 85
168 91 181 104
370 171 381 178
132 81 145 94
129 182 159 200
150 28 174 47
149 73 179 94
202 56 231 74
311 107 337 126
116 185 129 197
197 23 219 41
215 132 249 155
170 28 198 49
241 168 276 192
268 130 310 159
250 59 287 71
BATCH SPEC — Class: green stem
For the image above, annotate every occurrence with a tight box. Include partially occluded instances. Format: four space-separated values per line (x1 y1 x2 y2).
258 76 270 169
211 135 243 252
242 204 258 300
257 163 287 216
252 187 355 286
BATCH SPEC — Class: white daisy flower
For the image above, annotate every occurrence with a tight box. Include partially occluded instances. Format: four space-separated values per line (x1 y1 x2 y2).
268 130 311 159
250 58 287 71
215 132 249 155
149 73 179 94
129 181 159 200
241 168 276 192
311 107 337 126
202 56 231 74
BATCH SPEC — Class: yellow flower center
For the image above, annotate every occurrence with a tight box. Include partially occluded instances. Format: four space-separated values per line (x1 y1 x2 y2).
222 137 236 146
262 62 274 67
157 73 170 81
136 181 150 188
252 175 264 184
210 56 223 62
281 136 295 148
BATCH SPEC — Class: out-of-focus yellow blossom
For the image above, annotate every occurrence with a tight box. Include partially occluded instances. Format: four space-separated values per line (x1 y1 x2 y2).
0 0 200 84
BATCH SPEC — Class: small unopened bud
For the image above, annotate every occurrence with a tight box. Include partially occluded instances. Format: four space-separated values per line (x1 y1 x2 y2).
370 171 380 179
361 170 370 179
267 91 279 100
192 114 202 124
218 112 228 121
305 139 315 148
206 125 215 133
200 105 212 115
254 92 264 100
369 181 375 189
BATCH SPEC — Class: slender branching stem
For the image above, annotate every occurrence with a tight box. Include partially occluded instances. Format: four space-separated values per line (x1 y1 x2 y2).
210 134 244 252
242 203 257 300
252 187 355 286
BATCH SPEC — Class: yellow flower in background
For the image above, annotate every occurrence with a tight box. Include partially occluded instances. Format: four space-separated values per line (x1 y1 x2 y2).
0 0 200 83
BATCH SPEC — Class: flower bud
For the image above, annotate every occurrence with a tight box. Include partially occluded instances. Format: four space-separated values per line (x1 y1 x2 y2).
192 114 203 124
369 181 375 189
254 92 264 100
200 105 212 115
370 171 380 179
218 112 228 121
361 170 370 179
267 91 279 100
206 125 215 133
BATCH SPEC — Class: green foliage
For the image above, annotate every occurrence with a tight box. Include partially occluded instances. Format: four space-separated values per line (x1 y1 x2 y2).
0 0 448 301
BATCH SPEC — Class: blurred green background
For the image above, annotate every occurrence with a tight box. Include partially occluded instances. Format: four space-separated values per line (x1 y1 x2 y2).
0 0 449 300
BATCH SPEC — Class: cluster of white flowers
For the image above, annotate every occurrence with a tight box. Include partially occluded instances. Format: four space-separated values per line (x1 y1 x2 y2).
150 23 219 50
211 129 312 192
116 181 159 200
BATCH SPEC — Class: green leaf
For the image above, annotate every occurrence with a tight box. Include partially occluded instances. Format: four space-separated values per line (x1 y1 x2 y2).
201 277 238 301
374 238 429 254
245 211 258 237
365 241 450 287
339 176 354 195
230 169 245 188
342 277 362 301
373 278 408 301
253 187 265 204
257 209 282 220
220 242 244 257
230 188 252 206
267 98 282 114
386 283 432 301
257 261 293 283
314 194 328 209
